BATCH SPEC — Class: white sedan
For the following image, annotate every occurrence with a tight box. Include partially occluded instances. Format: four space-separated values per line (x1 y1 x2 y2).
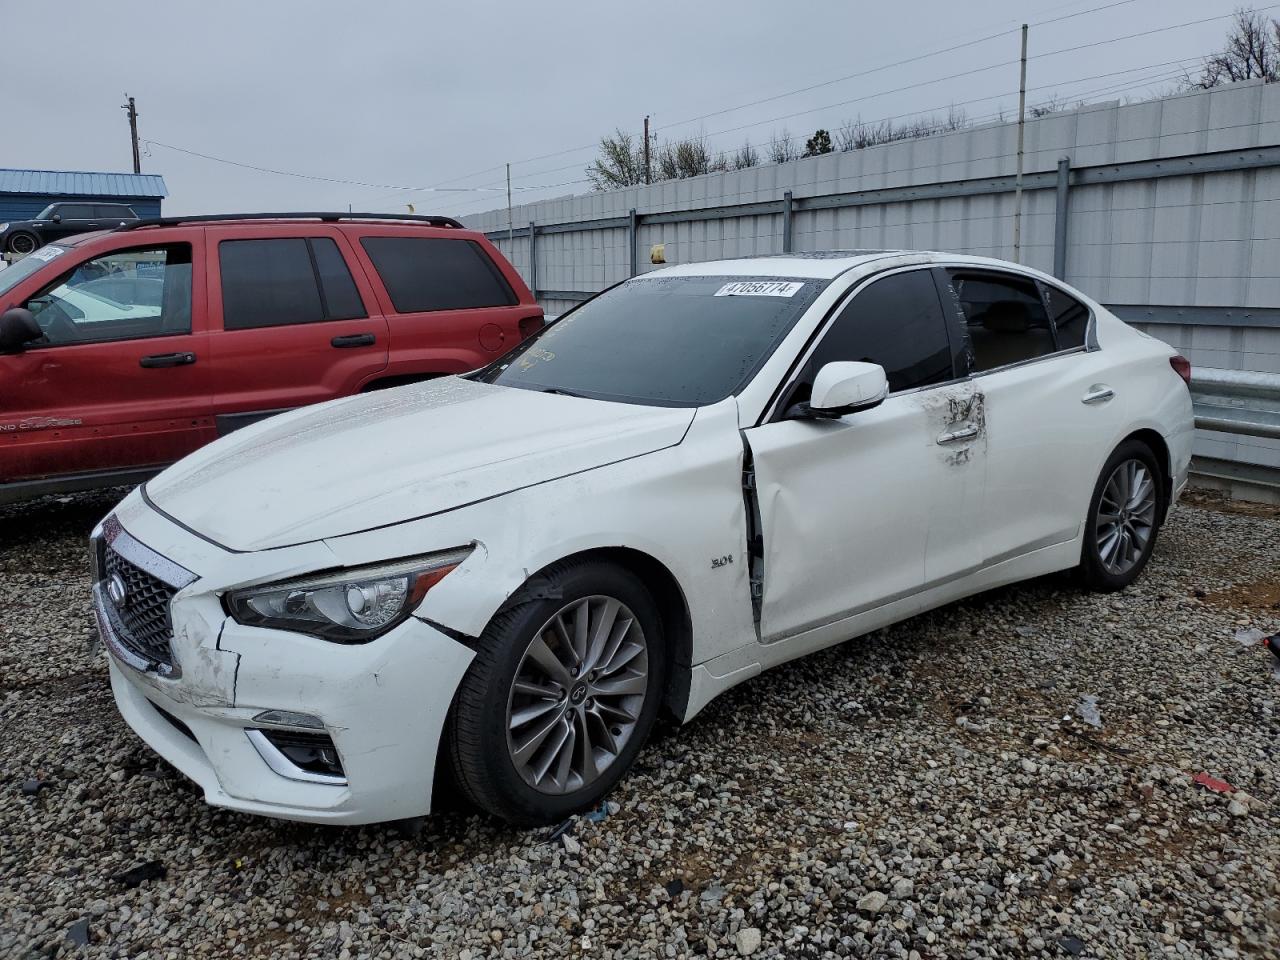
93 251 1194 826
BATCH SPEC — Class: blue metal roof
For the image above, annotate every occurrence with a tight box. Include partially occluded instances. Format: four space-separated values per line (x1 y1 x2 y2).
0 168 167 199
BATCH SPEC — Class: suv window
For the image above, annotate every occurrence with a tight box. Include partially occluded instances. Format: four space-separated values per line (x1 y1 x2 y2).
57 204 94 219
220 237 366 330
787 269 955 408
946 270 1055 372
24 245 192 346
1042 282 1089 350
360 237 517 313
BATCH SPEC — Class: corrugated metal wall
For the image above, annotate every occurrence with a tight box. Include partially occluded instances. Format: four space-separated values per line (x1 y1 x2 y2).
464 81 1280 477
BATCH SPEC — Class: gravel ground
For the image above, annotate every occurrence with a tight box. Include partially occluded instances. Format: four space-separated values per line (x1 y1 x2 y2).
2 488 1278 959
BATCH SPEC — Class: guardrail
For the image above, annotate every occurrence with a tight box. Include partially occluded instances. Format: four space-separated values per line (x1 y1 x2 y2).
1191 367 1280 440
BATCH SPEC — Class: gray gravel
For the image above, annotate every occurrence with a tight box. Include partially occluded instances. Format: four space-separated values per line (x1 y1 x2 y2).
2 488 1278 959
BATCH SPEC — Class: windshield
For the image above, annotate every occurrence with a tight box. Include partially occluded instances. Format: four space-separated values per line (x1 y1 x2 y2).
0 245 66 298
37 204 57 219
475 274 827 406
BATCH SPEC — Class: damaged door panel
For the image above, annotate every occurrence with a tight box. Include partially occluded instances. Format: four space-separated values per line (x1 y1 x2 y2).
743 379 986 645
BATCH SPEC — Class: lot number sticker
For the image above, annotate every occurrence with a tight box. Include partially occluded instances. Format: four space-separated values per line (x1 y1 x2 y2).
714 280 803 298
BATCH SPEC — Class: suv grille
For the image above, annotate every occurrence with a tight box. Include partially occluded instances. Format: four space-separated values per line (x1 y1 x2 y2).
104 546 178 666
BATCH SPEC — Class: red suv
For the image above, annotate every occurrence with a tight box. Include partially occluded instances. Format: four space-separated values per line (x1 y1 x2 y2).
0 213 543 503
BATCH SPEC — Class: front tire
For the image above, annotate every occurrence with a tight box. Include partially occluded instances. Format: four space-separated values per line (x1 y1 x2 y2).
7 231 38 256
447 560 667 825
1078 439 1164 592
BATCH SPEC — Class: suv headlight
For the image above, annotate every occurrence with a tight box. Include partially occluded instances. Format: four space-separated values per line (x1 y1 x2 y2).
225 547 472 643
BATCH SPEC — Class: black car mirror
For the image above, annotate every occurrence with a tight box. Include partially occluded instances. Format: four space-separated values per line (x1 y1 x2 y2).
0 307 42 352
51 214 62 223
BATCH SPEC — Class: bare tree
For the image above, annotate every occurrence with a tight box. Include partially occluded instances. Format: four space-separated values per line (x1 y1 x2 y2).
587 129 645 190
730 140 760 169
1192 7 1280 87
655 135 722 179
768 129 798 164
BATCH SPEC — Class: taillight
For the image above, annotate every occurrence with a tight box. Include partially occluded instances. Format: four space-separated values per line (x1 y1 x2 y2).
1169 355 1191 386
518 314 545 340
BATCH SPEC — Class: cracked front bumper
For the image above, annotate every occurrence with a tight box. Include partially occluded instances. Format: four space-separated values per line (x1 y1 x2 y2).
97 506 476 825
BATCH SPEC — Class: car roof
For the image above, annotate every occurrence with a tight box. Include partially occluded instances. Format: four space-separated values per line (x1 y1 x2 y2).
644 250 1048 281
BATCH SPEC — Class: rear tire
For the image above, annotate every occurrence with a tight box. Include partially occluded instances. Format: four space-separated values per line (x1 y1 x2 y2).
447 559 666 826
1078 439 1165 592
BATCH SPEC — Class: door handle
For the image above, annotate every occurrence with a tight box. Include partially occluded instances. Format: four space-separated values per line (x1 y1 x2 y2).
139 351 196 368
331 333 376 348
1082 385 1115 404
936 424 979 445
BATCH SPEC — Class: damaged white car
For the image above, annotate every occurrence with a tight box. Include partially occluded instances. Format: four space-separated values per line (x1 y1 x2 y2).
93 251 1194 825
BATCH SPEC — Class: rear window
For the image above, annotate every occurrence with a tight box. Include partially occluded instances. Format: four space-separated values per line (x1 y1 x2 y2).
360 236 517 313
220 237 366 330
1043 283 1090 349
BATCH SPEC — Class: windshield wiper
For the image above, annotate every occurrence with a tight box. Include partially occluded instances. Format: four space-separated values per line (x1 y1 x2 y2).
538 387 590 399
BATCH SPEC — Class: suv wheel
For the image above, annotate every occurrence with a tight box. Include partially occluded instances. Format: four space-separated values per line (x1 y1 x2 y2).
1078 439 1165 592
447 560 666 825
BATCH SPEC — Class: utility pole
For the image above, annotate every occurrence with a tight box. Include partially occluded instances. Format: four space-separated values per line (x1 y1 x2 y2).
643 115 652 185
121 95 141 174
1012 24 1028 263
506 162 514 248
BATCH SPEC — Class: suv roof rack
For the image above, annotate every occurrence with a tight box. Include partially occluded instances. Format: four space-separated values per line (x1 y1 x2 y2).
115 212 464 232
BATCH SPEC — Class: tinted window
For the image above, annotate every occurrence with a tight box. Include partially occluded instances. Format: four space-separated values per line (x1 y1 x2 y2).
948 270 1055 372
476 275 827 406
95 205 135 219
361 237 516 312
24 245 191 345
310 237 366 320
795 270 955 400
219 238 318 330
58 205 94 219
1043 283 1089 349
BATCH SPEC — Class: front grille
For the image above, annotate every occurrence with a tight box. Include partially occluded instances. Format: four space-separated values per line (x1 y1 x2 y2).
104 546 178 666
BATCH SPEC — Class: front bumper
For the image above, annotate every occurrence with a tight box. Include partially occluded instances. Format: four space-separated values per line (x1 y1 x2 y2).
95 505 475 825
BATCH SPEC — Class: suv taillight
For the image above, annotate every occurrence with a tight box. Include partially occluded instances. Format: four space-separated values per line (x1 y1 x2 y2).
518 315 545 340
1169 355 1191 386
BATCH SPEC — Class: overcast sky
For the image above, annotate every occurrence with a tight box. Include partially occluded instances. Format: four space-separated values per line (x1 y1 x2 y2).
4 0 1247 223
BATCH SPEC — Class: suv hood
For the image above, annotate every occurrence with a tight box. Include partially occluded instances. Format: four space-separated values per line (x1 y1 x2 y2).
145 378 694 551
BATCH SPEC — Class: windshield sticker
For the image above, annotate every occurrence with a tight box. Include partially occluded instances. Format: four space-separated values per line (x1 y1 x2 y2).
29 245 66 263
714 280 803 298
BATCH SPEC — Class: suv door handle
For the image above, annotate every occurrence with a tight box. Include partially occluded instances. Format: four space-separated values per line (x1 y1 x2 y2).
936 424 979 445
331 333 376 348
1082 385 1115 404
139 351 196 368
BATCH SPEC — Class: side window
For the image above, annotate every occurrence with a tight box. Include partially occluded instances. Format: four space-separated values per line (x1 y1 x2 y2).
360 237 517 313
219 237 366 330
95 205 131 219
24 245 192 346
1041 282 1089 350
792 269 955 406
947 270 1055 372
59 204 93 219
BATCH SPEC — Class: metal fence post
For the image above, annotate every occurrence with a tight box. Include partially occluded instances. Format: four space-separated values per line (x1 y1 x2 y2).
1053 156 1071 280
782 190 794 253
528 221 538 298
628 208 638 277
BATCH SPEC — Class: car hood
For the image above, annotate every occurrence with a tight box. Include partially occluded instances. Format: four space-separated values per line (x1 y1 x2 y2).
145 378 694 551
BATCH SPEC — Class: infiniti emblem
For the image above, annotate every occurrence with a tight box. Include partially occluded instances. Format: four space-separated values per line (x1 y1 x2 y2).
569 683 588 705
107 573 128 608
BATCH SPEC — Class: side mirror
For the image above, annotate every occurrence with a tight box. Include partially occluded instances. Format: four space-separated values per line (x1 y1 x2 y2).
0 307 42 352
805 361 889 418
51 214 62 223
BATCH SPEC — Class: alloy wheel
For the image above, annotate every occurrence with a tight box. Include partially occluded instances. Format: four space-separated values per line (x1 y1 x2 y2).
9 233 36 255
505 595 649 795
1094 458 1157 575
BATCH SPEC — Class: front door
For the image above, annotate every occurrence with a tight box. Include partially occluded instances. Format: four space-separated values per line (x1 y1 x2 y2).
744 267 984 643
0 240 214 482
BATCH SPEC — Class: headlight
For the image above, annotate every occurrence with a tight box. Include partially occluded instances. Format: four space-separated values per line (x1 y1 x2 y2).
0 223 8 233
225 547 472 643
